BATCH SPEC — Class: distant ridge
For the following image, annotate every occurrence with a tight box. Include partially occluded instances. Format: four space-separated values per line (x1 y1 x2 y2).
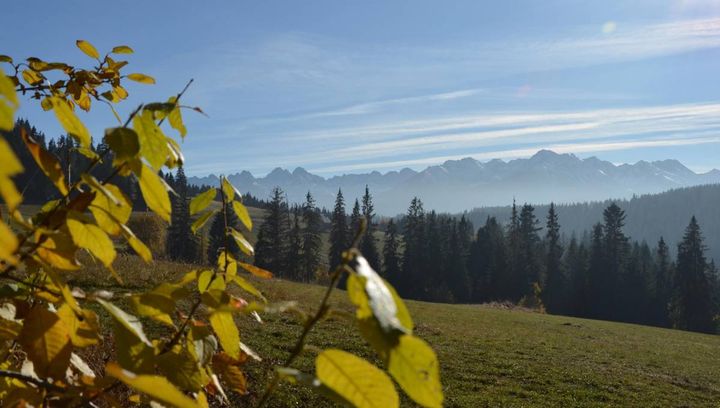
188 150 720 214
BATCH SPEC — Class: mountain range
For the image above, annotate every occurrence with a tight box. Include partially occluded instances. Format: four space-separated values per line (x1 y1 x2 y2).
187 150 720 215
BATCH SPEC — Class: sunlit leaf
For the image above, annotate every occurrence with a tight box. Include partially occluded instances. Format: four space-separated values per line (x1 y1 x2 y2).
96 299 151 346
67 211 116 268
209 311 240 360
51 96 91 147
18 306 72 379
0 69 19 131
387 335 443 408
167 96 187 138
21 69 43 85
57 304 100 348
232 200 252 230
229 229 253 256
351 255 409 334
76 40 100 59
137 164 171 222
221 177 235 200
133 110 168 170
111 45 134 54
237 261 272 279
0 221 18 266
190 188 216 216
126 73 156 84
120 224 152 263
20 128 68 195
316 349 399 408
89 182 132 236
106 363 200 408
230 275 266 302
191 209 216 234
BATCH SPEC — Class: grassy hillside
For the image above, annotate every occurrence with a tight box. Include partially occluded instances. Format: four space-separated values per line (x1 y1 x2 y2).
71 257 720 407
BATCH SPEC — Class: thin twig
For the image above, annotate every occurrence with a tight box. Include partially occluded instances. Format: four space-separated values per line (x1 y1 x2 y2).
0 370 64 392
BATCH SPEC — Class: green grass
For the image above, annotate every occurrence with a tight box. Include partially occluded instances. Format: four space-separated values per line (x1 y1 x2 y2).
65 256 720 406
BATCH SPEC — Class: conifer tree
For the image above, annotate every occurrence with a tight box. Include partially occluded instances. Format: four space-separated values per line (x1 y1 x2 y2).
301 192 323 282
285 206 303 281
469 216 507 302
602 203 629 319
670 216 715 333
447 217 472 302
254 187 290 276
565 236 589 317
518 203 542 299
586 223 606 319
543 203 565 313
651 237 673 326
360 185 381 271
400 197 425 297
383 219 401 283
328 189 348 270
166 167 197 262
349 199 362 241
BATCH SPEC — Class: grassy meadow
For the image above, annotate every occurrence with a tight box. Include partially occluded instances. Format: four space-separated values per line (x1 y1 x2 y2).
68 255 720 407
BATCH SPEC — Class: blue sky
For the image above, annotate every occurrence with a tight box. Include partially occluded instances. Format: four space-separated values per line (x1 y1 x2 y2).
3 0 720 176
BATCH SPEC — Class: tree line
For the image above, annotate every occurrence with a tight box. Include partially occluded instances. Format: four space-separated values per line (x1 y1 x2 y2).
254 186 720 334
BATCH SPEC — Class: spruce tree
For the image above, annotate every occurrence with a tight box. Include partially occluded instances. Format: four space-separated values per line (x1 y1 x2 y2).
166 167 197 262
400 197 425 298
651 237 673 326
349 199 362 242
469 217 507 302
328 189 348 270
518 203 542 299
285 206 303 281
254 187 290 276
447 217 472 302
543 203 565 313
301 192 323 282
565 236 589 317
586 223 606 319
360 185 381 271
506 199 522 301
382 219 401 284
602 203 629 320
670 216 715 333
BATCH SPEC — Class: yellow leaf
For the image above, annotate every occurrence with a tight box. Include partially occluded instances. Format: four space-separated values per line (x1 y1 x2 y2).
229 229 253 256
18 306 72 379
96 299 151 346
36 231 80 270
130 293 175 327
316 349 399 408
237 261 272 279
21 128 68 195
76 40 100 59
0 69 18 131
89 182 132 236
105 127 140 162
230 275 266 302
106 363 200 408
133 110 168 170
221 177 235 200
57 304 100 348
157 346 207 392
137 164 171 222
209 311 240 360
76 90 91 111
191 209 216 234
111 45 134 54
168 96 187 138
126 73 156 84
0 137 23 210
120 224 152 263
212 353 247 394
387 335 443 408
0 221 18 265
51 97 91 147
21 69 43 85
66 211 116 268
232 200 252 230
351 255 409 334
190 188 217 216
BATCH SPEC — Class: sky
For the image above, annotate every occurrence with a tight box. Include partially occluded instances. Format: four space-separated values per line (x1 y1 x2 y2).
3 0 720 176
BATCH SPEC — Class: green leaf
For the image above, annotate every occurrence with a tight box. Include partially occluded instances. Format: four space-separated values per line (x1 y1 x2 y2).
232 200 252 230
106 363 200 408
316 349 399 408
111 45 134 54
157 346 207 392
76 40 100 59
51 97 91 147
105 127 140 162
190 188 217 216
387 335 443 408
191 209 217 234
209 310 240 360
126 73 156 84
137 164 171 222
96 299 151 346
66 211 116 268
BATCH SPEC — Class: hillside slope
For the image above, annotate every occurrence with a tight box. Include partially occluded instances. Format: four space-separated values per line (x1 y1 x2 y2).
240 278 720 407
